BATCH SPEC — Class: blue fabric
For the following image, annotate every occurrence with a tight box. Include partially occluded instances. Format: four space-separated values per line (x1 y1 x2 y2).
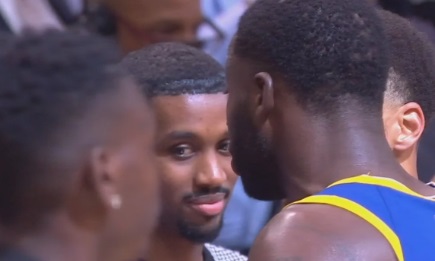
199 0 246 65
318 182 435 260
201 0 241 19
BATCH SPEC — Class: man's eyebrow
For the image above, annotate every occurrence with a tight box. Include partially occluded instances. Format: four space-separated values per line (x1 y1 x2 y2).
163 131 197 140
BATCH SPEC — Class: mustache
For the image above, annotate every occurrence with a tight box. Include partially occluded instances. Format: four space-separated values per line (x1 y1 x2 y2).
182 187 231 202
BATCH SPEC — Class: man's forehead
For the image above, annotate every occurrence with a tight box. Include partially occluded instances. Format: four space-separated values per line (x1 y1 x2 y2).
152 94 226 119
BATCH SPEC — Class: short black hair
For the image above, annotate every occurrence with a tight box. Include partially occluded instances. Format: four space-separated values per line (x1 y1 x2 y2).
121 42 225 97
0 30 126 229
380 10 435 122
233 0 389 115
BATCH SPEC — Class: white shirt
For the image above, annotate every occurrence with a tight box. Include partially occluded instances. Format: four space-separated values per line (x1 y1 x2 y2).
0 0 63 34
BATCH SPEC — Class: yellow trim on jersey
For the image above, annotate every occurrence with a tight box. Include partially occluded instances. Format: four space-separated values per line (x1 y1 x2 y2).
329 174 435 201
289 195 404 261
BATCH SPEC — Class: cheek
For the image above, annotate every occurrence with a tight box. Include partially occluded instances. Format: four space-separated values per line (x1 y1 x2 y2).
155 158 195 200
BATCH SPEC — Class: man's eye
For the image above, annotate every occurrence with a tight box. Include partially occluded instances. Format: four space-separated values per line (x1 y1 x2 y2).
218 140 231 155
170 144 194 160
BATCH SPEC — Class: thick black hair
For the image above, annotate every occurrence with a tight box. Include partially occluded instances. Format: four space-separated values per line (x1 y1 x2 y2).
233 0 389 115
121 42 225 98
0 30 126 229
381 10 435 121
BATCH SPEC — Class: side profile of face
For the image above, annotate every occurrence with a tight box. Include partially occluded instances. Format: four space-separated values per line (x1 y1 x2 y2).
108 0 203 53
226 54 285 201
92 78 160 261
152 93 236 243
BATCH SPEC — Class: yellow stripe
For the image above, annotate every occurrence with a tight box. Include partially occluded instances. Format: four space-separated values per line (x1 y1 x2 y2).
329 174 435 201
288 195 404 261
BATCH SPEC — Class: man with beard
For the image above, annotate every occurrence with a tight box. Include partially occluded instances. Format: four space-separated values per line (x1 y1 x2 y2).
121 42 247 261
226 0 435 260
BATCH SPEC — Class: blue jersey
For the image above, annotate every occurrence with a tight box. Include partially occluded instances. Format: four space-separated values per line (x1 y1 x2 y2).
290 174 435 261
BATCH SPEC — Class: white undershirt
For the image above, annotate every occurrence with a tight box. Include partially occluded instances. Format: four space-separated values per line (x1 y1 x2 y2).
0 0 21 33
0 0 63 34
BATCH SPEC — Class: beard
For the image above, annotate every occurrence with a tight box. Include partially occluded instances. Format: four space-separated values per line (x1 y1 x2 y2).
177 216 223 243
229 105 286 200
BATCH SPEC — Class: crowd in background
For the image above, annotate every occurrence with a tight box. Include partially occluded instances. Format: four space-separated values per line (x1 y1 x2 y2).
0 0 434 260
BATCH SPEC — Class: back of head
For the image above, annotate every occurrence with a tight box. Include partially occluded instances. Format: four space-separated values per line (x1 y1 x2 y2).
0 30 124 231
121 42 225 97
233 0 389 115
380 10 435 122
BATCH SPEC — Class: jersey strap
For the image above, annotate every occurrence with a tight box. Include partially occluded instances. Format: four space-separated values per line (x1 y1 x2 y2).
328 174 435 201
290 195 404 261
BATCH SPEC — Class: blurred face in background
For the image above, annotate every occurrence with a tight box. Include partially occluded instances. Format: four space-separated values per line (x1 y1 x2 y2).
105 0 203 53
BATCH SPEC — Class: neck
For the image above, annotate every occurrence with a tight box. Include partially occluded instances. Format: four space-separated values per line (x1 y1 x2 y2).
398 147 418 179
149 226 204 261
0 215 98 261
278 114 410 200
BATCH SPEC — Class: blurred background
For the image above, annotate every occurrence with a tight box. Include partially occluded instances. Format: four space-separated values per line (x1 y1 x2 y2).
1 0 433 255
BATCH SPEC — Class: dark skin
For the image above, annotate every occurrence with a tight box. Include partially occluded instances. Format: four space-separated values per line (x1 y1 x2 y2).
147 94 236 261
226 54 435 260
105 0 203 53
0 78 159 261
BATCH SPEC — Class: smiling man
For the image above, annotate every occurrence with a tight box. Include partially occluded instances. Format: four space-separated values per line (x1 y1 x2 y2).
121 42 246 261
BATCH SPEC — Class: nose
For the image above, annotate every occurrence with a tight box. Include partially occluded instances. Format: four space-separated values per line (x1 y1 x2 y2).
194 151 227 188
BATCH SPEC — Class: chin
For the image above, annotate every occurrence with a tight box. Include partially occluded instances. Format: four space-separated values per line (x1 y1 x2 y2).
178 215 223 243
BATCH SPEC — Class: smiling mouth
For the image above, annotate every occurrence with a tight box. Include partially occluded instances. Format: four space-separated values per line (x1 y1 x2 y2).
186 193 227 217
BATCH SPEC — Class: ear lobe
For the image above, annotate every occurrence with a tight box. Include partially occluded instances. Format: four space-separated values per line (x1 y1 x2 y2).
253 72 274 126
89 147 122 211
67 147 121 228
395 102 425 151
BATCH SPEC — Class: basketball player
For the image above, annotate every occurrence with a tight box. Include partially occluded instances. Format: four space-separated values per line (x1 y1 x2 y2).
121 42 246 261
381 10 435 180
226 0 435 260
0 31 159 261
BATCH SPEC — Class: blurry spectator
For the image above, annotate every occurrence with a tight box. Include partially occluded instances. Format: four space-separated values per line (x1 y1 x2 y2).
93 0 204 53
0 31 160 261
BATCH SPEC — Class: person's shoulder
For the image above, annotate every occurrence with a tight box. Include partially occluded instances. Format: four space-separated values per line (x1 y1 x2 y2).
248 203 394 261
204 243 247 261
